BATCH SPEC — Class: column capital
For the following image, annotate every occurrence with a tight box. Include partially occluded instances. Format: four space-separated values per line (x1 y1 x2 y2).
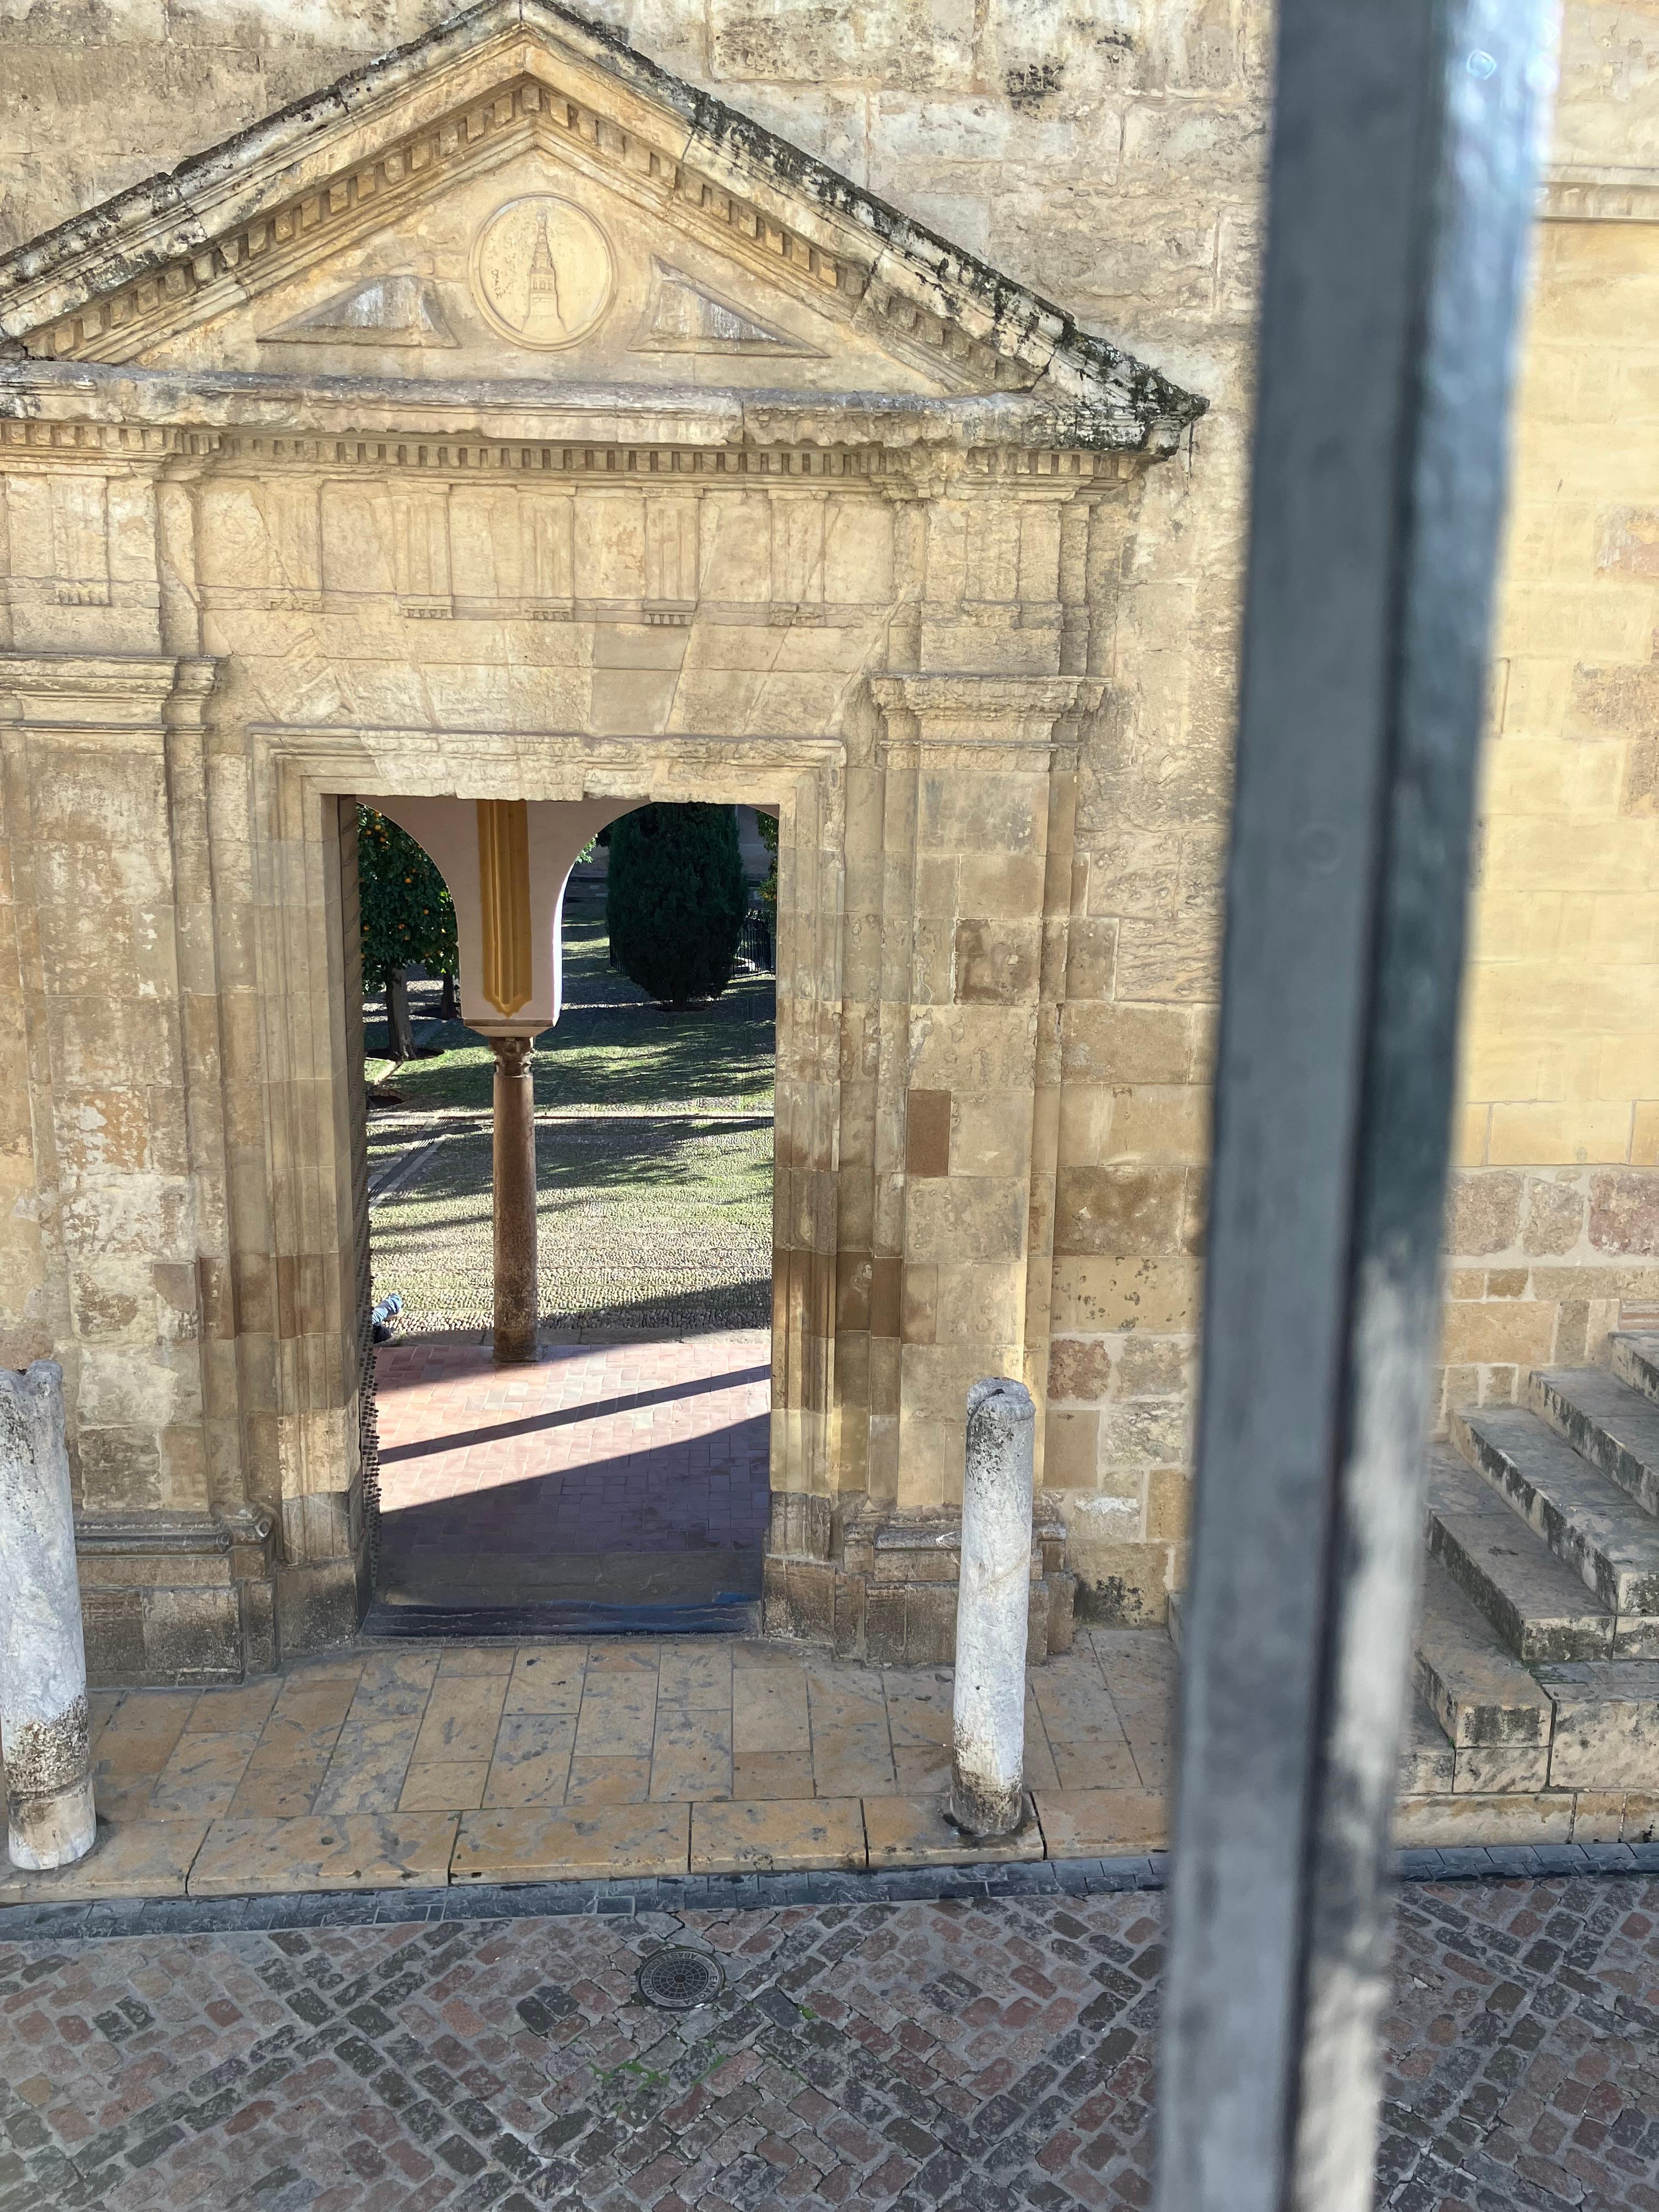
489 1032 537 1076
0 650 221 740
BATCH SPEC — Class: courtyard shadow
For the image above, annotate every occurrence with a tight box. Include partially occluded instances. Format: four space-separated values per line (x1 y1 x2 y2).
376 1361 771 1463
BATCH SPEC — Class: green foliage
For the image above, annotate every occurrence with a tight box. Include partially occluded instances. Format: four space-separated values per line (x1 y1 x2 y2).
755 808 779 918
605 803 746 1008
357 806 457 991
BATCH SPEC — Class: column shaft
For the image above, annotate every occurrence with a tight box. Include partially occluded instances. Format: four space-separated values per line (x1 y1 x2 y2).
950 1376 1035 1838
492 1035 538 1367
0 1361 96 1870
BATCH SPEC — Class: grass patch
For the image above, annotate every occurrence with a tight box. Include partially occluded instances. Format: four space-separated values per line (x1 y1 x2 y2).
365 911 774 1115
367 908 775 1334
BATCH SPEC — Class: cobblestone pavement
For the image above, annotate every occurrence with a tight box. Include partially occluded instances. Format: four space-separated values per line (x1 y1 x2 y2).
375 1337 772 1608
2 1873 1654 2211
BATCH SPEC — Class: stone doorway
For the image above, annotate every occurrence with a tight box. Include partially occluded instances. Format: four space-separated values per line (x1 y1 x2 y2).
0 0 1201 1683
356 814 779 1633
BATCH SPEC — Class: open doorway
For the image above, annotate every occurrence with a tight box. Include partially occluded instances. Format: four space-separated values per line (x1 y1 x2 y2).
356 802 776 1636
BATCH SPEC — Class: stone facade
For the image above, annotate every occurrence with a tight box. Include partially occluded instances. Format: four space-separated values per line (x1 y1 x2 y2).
0 0 1655 1679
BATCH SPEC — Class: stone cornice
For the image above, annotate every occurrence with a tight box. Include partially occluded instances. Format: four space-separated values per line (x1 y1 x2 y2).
0 360 1165 467
0 651 215 735
1540 165 1659 225
0 0 1204 447
870 673 1105 760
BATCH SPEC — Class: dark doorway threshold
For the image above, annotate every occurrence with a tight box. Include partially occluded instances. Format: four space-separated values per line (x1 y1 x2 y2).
359 1593 761 1639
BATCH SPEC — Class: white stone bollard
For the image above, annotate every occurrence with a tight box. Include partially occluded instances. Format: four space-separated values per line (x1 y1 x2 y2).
0 1362 97 1870
950 1376 1035 1838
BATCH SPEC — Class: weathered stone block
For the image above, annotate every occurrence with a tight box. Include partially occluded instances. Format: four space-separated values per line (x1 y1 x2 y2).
1542 1660 1659 1789
1048 1336 1113 1403
1071 1536 1170 1626
274 1555 365 1658
785 1559 836 1640
1589 1172 1659 1256
905 1090 951 1179
1444 1172 1523 1257
80 1589 148 1686
1055 1165 1186 1257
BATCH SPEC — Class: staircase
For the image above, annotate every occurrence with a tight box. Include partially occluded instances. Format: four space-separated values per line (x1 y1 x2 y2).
1408 1333 1659 1843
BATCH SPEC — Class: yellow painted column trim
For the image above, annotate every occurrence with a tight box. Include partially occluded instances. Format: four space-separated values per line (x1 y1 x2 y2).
476 797 532 1017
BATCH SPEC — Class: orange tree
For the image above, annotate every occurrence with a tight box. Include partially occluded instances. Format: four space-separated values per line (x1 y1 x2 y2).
356 807 458 1061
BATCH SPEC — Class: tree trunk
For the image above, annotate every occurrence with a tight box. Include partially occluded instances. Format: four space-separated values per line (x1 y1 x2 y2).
386 968 416 1063
438 971 459 1023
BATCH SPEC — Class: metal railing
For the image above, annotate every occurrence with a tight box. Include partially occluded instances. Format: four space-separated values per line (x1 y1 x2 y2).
1155 4 1560 2207
733 893 775 976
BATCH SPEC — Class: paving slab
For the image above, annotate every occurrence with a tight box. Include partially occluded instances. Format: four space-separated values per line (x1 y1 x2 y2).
452 1801 691 1882
1034 1786 1170 1857
188 1812 460 1895
0 1819 209 1904
690 1796 866 1874
863 1792 1043 1867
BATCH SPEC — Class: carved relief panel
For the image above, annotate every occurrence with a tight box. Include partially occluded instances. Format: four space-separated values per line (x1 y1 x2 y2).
137 140 952 398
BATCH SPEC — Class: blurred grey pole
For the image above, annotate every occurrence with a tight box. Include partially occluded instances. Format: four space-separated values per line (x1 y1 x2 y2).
1155 6 1558 2212
950 1378 1035 1837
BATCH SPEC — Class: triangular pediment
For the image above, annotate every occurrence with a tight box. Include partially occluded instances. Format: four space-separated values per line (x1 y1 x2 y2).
0 0 1202 444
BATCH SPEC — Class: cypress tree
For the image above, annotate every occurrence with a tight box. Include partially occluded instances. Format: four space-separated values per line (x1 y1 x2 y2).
605 803 747 1008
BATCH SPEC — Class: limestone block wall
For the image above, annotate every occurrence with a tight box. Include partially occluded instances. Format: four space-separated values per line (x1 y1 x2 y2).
1448 78 1659 1432
0 0 1652 1660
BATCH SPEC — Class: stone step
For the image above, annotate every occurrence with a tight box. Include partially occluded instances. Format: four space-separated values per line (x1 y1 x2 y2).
1451 1404 1659 1645
1398 1689 1455 1797
1412 1555 1553 1754
1609 1331 1659 1409
1530 1366 1659 1521
1425 1455 1615 1662
1538 1659 1659 1791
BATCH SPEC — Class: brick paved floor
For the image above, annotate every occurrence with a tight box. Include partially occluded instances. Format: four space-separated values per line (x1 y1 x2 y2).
374 1334 772 1608
2 1874 1655 2209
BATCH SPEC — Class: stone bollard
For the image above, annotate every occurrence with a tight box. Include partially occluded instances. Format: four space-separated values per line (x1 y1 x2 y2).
949 1376 1035 1838
0 1362 97 1870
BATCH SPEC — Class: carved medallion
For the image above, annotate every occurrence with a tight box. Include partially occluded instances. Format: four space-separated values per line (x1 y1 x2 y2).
470 198 615 350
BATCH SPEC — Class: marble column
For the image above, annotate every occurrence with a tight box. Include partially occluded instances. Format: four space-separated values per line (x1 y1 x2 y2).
492 1034 538 1366
0 1361 97 1870
950 1376 1035 1838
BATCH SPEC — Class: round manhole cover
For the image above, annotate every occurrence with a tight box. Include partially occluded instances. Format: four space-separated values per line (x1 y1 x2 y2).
636 1948 725 2012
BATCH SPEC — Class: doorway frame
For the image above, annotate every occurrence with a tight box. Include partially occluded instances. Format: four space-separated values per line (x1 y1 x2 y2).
259 723 843 1646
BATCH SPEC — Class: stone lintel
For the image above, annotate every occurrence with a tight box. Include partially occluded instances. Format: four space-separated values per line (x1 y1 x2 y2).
870 673 1103 768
